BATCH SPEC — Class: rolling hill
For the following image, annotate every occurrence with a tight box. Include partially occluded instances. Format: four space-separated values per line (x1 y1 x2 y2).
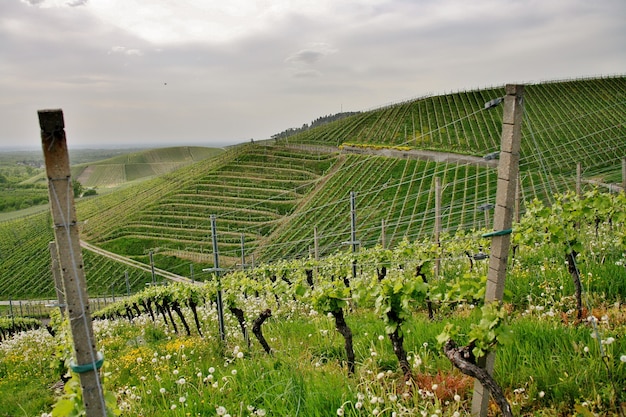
1 75 624 300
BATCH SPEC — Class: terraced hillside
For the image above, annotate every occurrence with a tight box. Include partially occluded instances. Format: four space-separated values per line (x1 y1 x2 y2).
0 213 153 299
285 76 626 178
1 76 624 300
80 145 339 266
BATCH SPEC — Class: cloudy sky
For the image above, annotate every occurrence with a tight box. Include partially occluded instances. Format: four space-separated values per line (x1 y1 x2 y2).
1 0 625 149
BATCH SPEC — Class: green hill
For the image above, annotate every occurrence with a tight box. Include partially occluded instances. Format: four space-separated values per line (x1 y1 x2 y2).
0 146 224 221
1 76 624 300
26 146 225 189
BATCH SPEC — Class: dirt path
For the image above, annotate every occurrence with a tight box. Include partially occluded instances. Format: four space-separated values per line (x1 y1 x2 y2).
282 143 499 168
80 240 198 285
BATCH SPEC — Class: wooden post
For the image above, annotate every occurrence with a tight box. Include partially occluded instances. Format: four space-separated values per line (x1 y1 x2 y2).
622 158 625 194
313 226 319 261
39 109 107 417
49 241 66 314
622 158 626 193
381 219 386 249
125 271 130 296
434 177 442 278
576 162 582 197
240 233 246 270
471 85 524 417
149 250 156 284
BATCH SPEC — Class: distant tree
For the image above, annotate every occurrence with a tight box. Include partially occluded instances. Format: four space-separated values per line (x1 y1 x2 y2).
83 188 97 197
72 180 83 198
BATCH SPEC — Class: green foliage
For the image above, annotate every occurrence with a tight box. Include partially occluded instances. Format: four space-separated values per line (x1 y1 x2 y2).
72 180 83 198
311 280 351 314
436 303 512 359
51 373 120 417
372 269 427 335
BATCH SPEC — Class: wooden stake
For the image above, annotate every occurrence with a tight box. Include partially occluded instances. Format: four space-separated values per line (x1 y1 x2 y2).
39 109 106 417
314 226 319 261
381 219 386 249
576 162 582 197
471 85 524 417
622 158 626 193
48 241 66 315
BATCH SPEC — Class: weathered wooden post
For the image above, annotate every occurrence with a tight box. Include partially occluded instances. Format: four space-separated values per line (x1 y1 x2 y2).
471 84 523 417
49 241 66 314
39 109 107 417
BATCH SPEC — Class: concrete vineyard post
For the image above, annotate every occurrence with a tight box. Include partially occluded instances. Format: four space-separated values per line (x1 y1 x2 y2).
471 85 524 417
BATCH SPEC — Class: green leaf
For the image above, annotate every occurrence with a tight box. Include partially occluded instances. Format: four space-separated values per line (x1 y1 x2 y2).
52 399 78 417
385 323 398 334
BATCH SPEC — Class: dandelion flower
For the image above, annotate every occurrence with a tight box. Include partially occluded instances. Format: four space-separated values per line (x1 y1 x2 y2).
454 394 461 402
179 396 186 403
209 367 215 373
231 369 237 376
216 406 227 415
337 407 344 416
620 355 626 363
159 388 166 394
170 404 177 410
256 409 266 416
237 351 244 359
539 391 545 398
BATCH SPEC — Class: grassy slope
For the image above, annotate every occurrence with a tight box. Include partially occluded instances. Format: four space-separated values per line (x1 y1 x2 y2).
1 76 624 299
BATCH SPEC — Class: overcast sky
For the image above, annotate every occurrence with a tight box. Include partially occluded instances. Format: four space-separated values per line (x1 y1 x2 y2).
1 0 625 150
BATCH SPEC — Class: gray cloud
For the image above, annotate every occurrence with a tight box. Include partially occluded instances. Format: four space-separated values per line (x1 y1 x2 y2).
1 0 625 149
66 0 87 7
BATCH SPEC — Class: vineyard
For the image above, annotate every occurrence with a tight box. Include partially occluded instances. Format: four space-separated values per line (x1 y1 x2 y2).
1 189 625 416
0 76 625 415
2 77 624 299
